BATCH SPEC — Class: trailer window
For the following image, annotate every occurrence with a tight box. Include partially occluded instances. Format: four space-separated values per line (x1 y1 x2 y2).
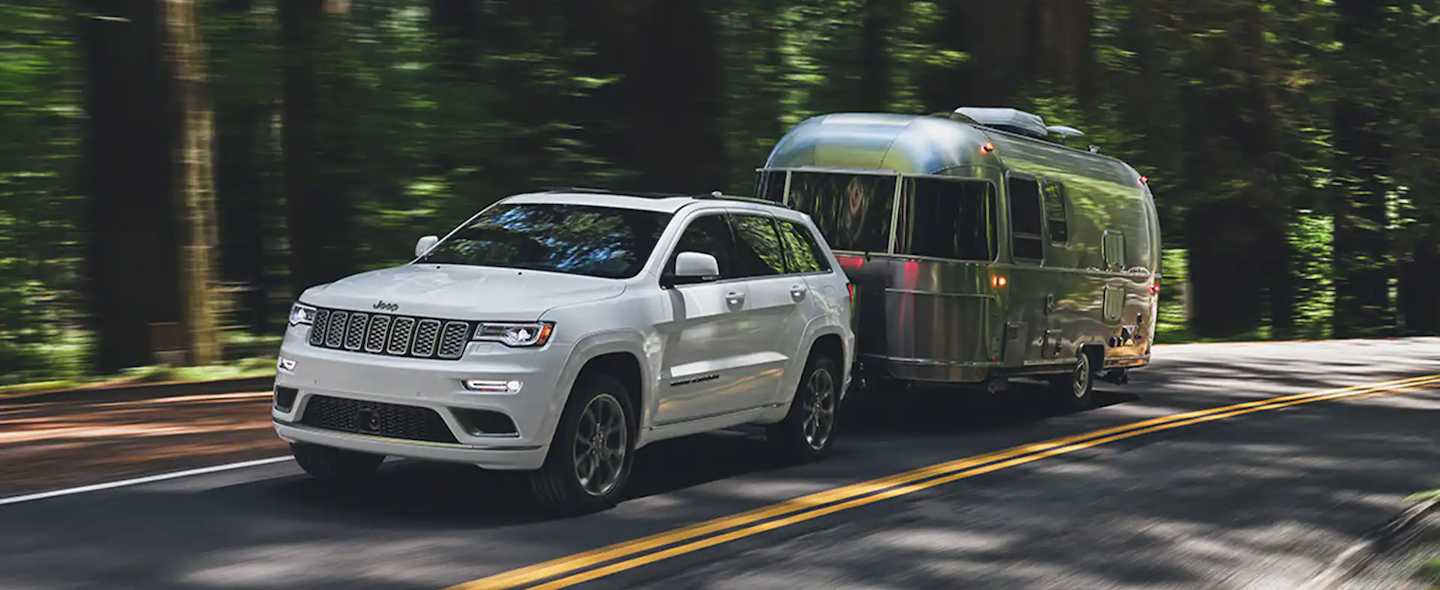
1041 178 1069 244
754 170 786 203
894 178 996 262
786 172 896 254
1007 176 1045 262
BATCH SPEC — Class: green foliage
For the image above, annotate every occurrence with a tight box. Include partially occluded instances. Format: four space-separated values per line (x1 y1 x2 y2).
2 0 1438 384
1420 557 1440 585
0 1 86 382
1291 211 1335 338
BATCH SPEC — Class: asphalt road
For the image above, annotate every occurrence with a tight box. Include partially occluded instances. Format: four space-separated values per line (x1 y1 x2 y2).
2 338 1438 590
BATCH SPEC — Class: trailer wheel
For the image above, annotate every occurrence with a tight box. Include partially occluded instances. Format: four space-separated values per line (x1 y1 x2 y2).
1045 350 1095 413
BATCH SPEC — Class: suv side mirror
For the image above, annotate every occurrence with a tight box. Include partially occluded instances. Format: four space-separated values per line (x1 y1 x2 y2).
415 235 439 258
664 251 720 286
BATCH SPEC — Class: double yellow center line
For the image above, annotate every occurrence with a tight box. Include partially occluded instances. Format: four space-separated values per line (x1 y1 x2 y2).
447 373 1440 590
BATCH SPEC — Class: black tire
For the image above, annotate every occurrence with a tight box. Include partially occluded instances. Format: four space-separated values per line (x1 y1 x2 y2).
767 352 842 463
1044 349 1096 414
528 372 636 516
291 442 384 483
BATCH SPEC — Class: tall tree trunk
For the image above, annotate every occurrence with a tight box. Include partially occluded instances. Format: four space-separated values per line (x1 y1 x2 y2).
213 0 270 332
1400 235 1440 334
1032 0 1095 108
917 0 972 112
1394 0 1440 335
1240 2 1294 338
162 0 223 365
629 0 725 192
1185 199 1266 338
1331 0 1394 338
858 0 895 111
280 0 354 291
428 0 479 176
74 0 186 372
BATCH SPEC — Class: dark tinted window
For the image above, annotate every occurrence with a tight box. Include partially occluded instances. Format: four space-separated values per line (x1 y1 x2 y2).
754 170 786 203
787 172 895 253
667 214 737 279
1042 178 1069 243
730 214 787 278
894 178 996 261
417 203 670 279
777 220 831 273
1007 176 1045 262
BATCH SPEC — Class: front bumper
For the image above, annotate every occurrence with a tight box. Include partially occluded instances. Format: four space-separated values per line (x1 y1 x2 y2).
271 326 572 470
273 420 546 469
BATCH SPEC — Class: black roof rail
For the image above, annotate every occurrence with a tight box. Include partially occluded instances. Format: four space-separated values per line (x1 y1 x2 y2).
542 186 699 199
542 186 793 209
703 192 792 208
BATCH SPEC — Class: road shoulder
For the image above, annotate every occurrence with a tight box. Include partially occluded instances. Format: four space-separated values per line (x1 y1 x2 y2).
1308 498 1440 590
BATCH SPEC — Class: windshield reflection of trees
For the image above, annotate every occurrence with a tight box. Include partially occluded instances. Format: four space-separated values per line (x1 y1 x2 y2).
419 204 669 279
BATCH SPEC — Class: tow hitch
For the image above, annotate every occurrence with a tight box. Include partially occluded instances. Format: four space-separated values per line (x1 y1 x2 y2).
1099 368 1130 385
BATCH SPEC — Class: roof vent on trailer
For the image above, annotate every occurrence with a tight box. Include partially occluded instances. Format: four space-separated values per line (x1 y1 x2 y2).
950 107 1086 144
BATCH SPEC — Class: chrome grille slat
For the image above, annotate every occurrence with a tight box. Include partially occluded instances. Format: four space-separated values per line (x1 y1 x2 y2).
325 311 348 348
388 317 416 356
412 319 441 358
344 313 369 351
364 315 391 353
304 306 469 361
438 321 469 359
309 309 330 346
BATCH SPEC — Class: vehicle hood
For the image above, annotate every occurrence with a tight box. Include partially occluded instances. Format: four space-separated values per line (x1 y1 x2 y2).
299 264 626 320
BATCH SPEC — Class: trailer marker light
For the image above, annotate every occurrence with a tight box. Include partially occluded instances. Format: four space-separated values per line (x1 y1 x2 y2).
990 275 1007 288
981 143 995 154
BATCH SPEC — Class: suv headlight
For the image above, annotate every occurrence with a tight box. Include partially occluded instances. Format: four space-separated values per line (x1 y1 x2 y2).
473 322 554 347
289 303 317 326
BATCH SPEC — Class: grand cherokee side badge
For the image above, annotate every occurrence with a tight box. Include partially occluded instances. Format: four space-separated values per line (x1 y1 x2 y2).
373 300 399 312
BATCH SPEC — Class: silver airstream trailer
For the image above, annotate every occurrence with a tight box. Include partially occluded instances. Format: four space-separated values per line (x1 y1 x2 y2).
753 107 1161 411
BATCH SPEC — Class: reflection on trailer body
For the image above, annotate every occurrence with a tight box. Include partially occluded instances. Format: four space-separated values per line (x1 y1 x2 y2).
754 109 1161 393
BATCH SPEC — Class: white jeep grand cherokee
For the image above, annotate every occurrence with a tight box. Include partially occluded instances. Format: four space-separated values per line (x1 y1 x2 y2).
273 188 855 513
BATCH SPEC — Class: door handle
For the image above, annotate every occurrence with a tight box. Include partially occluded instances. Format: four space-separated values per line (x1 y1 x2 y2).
790 285 808 300
726 291 745 306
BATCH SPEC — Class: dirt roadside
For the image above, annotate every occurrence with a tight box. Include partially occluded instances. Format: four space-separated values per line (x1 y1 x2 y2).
0 391 287 498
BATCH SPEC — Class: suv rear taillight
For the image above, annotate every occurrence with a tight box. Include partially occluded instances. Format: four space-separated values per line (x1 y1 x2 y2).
846 283 855 301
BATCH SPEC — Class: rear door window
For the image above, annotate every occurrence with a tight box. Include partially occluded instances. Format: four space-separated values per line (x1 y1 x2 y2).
729 213 788 278
785 171 896 254
893 177 996 261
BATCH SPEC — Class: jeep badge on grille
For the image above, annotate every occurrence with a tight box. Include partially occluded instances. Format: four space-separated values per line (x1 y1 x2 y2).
373 300 399 312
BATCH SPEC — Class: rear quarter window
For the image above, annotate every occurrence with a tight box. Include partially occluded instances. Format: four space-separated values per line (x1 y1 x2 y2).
776 219 832 274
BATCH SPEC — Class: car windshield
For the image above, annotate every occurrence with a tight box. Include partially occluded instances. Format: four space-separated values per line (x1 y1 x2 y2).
416 203 672 279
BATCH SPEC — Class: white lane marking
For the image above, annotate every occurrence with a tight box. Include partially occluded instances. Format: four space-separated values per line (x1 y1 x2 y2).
0 456 293 507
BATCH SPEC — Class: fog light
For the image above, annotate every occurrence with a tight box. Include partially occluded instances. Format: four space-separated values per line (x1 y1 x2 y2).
463 379 522 394
277 356 297 372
